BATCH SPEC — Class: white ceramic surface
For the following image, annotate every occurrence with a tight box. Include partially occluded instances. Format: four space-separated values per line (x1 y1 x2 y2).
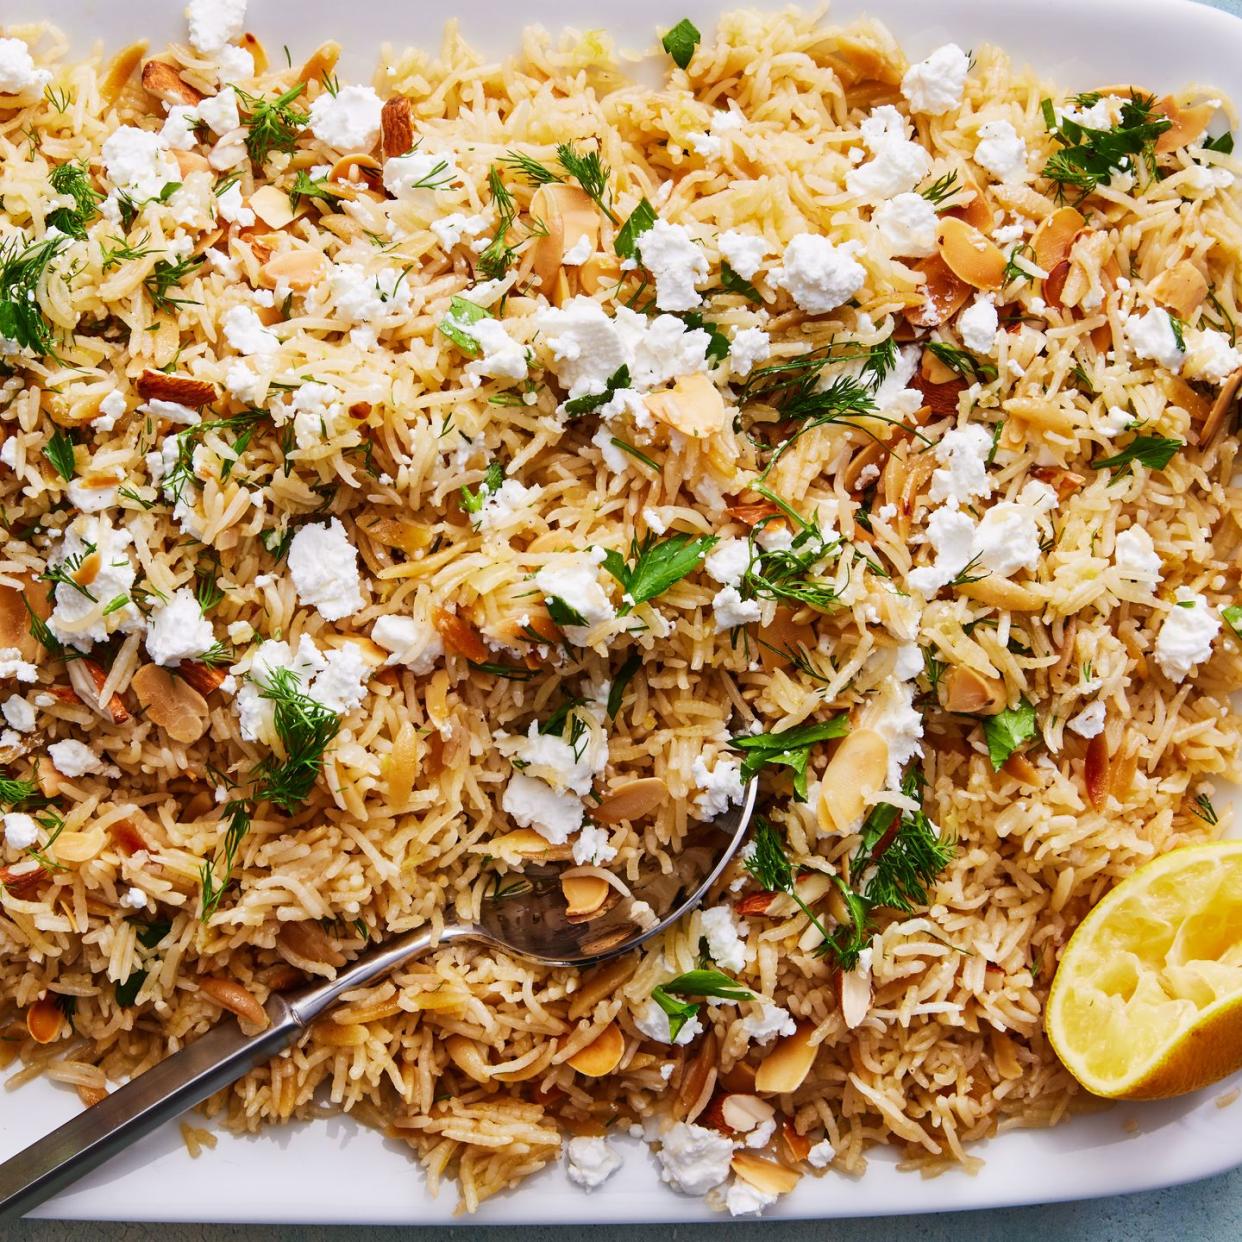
2 0 1241 1223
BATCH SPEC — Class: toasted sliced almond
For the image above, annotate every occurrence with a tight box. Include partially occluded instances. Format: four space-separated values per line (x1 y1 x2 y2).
68 657 130 724
842 440 887 494
249 185 296 230
957 576 1043 612
1148 261 1208 321
260 247 329 291
839 961 872 1030
529 184 600 297
941 666 1006 715
198 977 269 1028
1084 732 1111 809
386 720 418 805
26 996 63 1044
593 777 668 824
1154 96 1216 152
579 252 622 294
362 515 433 553
937 216 1005 290
1031 207 1085 271
569 956 638 1020
131 663 209 745
1003 752 1041 785
433 607 489 663
178 660 228 696
298 42 341 88
279 920 347 968
781 1120 811 1164
381 95 414 161
101 41 148 104
645 373 727 439
907 253 970 327
444 1034 492 1082
141 59 203 107
755 1023 818 1095
1198 367 1242 444
488 828 573 863
136 369 216 408
817 729 888 835
328 152 382 190
674 1029 719 1121
731 1151 802 1195
948 176 993 232
567 1022 625 1077
561 873 611 918
1042 259 1070 310
1160 374 1211 426
721 1093 776 1134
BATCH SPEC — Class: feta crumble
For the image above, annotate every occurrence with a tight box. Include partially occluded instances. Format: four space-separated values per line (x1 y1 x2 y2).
145 588 216 666
657 1122 735 1196
287 518 364 620
371 615 443 674
718 230 767 280
958 295 999 354
1067 700 1106 738
308 84 384 152
872 191 939 258
847 105 932 201
0 39 51 94
186 0 247 55
1155 589 1220 683
974 120 1028 183
700 905 747 972
1125 308 1185 371
3 812 39 850
636 219 709 312
901 43 969 116
565 1136 622 1191
48 739 104 778
773 234 866 313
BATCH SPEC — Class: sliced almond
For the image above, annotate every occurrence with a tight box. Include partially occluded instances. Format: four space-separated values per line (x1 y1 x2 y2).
911 370 966 419
172 149 211 177
817 729 888 835
197 976 269 1029
569 956 638 1020
443 1034 491 1082
957 576 1043 612
328 153 383 190
386 720 418 805
488 828 573 863
593 777 668 824
645 373 727 439
136 369 216 408
839 961 872 1030
178 660 228 696
907 253 970 328
1148 261 1208 321
948 176 993 232
101 41 148 105
1031 206 1085 271
1002 395 1076 439
674 1029 719 1121
937 217 1006 290
363 515 433 553
249 185 296 230
432 607 489 663
131 663 209 745
260 247 329 291
781 1120 811 1164
941 666 1006 715
1084 732 1111 809
381 95 414 161
141 59 203 108
567 1022 625 1077
730 1151 802 1195
579 253 622 294
0 863 45 899
529 184 600 297
239 32 268 74
1003 752 1041 786
1042 259 1070 311
1160 373 1211 426
721 1093 776 1134
279 920 347 968
68 657 129 724
561 873 611 919
842 440 887 494
1198 366 1242 444
297 42 341 88
26 996 63 1044
754 1023 818 1095
1154 96 1216 152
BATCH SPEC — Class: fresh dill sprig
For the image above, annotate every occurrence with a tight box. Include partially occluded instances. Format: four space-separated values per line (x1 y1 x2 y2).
556 143 620 224
100 232 157 272
1039 93 1172 199
41 427 76 481
43 84 75 113
236 82 308 165
919 170 960 207
1192 791 1219 826
288 171 343 211
252 667 340 811
742 817 833 946
40 540 99 602
46 161 100 239
927 341 999 383
199 797 254 919
477 167 520 280
0 232 66 356
24 592 66 659
1001 242 1035 286
0 774 38 806
739 494 844 613
143 254 204 312
503 150 563 185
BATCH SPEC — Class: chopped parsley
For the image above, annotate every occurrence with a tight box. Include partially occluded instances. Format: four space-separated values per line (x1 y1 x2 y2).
460 459 504 515
1222 603 1242 641
438 295 491 356
1092 433 1183 476
983 700 1037 770
661 18 702 69
41 426 76 481
651 969 751 1040
562 364 630 417
729 717 849 799
602 532 717 614
614 197 657 260
1039 93 1171 198
606 650 642 720
719 260 762 303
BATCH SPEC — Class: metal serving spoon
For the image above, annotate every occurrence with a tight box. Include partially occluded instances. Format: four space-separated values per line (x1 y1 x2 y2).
0 781 756 1219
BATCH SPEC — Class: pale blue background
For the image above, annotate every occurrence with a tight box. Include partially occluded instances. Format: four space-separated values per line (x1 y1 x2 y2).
8 0 1242 1238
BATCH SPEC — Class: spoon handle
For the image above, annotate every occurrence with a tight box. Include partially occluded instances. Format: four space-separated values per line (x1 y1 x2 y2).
0 923 480 1220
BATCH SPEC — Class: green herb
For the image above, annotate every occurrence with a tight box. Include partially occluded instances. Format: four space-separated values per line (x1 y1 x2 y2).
252 668 340 811
199 798 254 918
27 810 67 873
982 700 1036 770
131 917 172 949
438 295 491 356
288 170 342 210
468 659 538 681
919 170 960 206
680 311 730 364
478 167 521 280
545 595 588 627
661 17 702 69
0 232 66 356
115 969 148 1007
742 817 833 948
41 427 76 481
1223 603 1242 641
461 459 504 515
1203 130 1234 155
606 650 642 720
236 82 308 165
607 436 660 472
1039 92 1171 198
46 161 100 238
503 150 563 185
195 556 224 613
40 540 98 601
563 364 631 417
1092 433 1182 476
1192 792 1219 825
1168 314 1186 354
100 232 157 272
1204 284 1237 346
927 341 998 383
101 593 130 616
719 260 762 303
651 969 751 1040
614 197 657 260
143 254 204 312
196 640 233 667
1001 242 1035 286
43 84 75 113
729 717 849 800
1069 361 1097 396
0 774 38 806
740 503 843 612
556 142 620 224
601 532 717 614
25 592 66 659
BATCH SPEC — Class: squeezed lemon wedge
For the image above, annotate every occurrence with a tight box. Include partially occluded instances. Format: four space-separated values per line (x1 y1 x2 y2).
1045 841 1242 1100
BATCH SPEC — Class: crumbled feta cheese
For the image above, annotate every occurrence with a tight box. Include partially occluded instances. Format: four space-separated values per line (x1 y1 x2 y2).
634 998 702 1046
0 37 52 94
216 180 254 226
308 84 383 152
48 739 104 778
120 886 148 910
901 43 969 115
562 234 592 266
705 537 751 587
145 588 216 666
186 0 247 55
102 126 179 201
847 105 932 200
225 360 267 405
431 211 489 250
141 397 200 426
691 753 746 818
327 263 412 324
1125 308 1185 371
46 513 141 649
1186 163 1235 193
1101 405 1132 437
729 327 770 378
1068 700 1106 738
861 679 924 790
701 904 747 972
534 551 616 629
807 1138 836 1168
383 151 459 196
216 43 254 82
310 644 370 714
0 648 38 683
718 230 767 280
501 772 584 844
1114 526 1163 583
686 107 745 159
872 191 938 258
94 390 127 432
0 438 18 469
571 822 616 866
642 507 668 535
3 811 39 850
1183 326 1242 384
741 1002 797 1045
773 234 866 314
725 1177 777 1217
565 1136 622 1192
1155 589 1220 683
223 305 279 355
712 585 761 631
371 615 443 674
657 1122 735 1196
475 478 543 531
958 295 999 354
2 694 35 733
973 482 1056 577
233 634 326 742
463 317 528 383
65 476 118 513
907 506 977 597
928 423 994 506
198 85 240 135
636 219 708 312
287 519 363 621
160 104 201 151
974 120 1028 183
